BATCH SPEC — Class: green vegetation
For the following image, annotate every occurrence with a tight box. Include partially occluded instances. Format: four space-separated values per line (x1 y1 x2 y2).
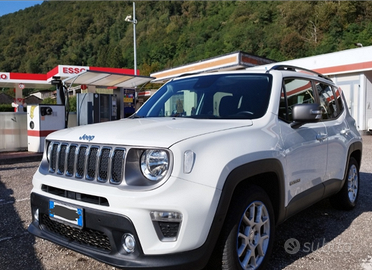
0 1 371 76
0 104 13 112
40 97 57 105
40 96 76 112
68 95 77 112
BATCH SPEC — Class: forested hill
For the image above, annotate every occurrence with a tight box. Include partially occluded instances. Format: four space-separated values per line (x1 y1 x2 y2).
0 1 371 76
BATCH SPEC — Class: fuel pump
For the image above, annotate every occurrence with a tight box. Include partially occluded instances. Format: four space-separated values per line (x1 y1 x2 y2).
51 76 69 128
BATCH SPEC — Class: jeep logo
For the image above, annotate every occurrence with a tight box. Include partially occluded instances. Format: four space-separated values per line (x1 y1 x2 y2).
79 134 95 142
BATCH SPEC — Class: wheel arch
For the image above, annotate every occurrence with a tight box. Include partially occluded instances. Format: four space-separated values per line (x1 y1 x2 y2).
345 141 363 179
216 159 286 228
203 159 286 268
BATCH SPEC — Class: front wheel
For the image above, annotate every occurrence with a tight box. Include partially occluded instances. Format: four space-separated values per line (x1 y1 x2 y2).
330 157 360 210
210 186 275 270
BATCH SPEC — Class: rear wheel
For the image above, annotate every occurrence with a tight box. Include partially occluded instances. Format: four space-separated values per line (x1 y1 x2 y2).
330 157 359 210
209 186 275 270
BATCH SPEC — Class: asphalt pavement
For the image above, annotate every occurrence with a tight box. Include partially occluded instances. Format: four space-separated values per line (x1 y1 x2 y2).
0 137 372 270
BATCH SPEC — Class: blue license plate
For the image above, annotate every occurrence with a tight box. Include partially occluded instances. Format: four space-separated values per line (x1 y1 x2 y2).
49 200 83 228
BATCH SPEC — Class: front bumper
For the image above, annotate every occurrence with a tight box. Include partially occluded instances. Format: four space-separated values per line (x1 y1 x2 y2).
28 192 210 269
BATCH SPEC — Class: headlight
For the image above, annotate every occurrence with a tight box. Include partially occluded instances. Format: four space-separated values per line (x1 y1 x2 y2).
140 150 169 181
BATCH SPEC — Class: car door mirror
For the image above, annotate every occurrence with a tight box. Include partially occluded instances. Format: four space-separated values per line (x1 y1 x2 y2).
291 103 322 128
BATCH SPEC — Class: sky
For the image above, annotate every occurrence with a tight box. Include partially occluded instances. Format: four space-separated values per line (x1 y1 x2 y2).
0 1 43 17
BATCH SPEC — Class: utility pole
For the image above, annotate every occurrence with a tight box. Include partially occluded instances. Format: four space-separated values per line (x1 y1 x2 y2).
125 2 137 75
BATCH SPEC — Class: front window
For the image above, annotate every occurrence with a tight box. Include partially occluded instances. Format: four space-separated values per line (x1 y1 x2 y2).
280 78 315 122
135 74 272 119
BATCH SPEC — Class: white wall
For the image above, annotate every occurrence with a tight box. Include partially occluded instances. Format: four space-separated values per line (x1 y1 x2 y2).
365 71 372 130
0 112 28 152
0 112 77 152
332 74 361 127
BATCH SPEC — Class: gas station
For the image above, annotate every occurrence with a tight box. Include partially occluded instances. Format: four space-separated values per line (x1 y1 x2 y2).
0 65 153 152
3 46 372 152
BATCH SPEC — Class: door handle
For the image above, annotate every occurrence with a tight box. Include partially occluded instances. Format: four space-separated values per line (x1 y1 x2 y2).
316 133 327 141
340 128 350 136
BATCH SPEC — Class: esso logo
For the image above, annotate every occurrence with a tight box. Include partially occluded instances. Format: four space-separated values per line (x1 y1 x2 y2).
0 74 8 80
62 67 86 74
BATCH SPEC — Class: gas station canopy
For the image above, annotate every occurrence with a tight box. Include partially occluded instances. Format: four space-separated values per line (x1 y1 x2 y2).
0 65 147 90
63 70 154 88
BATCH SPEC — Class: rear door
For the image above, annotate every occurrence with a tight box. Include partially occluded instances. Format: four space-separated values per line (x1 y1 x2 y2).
315 82 351 184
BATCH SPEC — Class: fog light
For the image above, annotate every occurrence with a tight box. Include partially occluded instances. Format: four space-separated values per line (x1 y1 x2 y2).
122 233 135 253
34 208 39 222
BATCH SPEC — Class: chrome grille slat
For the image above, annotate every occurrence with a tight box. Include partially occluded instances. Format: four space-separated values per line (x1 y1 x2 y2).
86 146 99 180
98 147 111 182
66 144 77 177
76 145 87 178
47 141 125 185
49 142 59 173
57 144 67 175
111 149 125 184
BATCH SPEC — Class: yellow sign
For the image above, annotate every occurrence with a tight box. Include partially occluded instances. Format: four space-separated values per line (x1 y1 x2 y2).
124 97 133 103
96 88 113 94
30 106 36 119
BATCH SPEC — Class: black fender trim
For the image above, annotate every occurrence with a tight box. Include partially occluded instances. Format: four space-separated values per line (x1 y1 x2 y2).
345 141 363 176
335 140 363 194
213 159 286 230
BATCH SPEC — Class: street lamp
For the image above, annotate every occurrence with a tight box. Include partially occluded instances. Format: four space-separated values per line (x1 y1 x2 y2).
125 2 137 75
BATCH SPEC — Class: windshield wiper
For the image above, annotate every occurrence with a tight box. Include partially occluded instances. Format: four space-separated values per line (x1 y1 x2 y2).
129 113 145 118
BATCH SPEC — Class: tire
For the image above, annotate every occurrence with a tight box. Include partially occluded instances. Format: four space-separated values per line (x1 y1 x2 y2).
330 157 359 210
208 185 275 270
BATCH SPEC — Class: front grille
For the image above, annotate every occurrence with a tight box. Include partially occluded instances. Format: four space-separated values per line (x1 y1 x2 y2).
41 184 109 206
48 142 126 185
40 214 111 251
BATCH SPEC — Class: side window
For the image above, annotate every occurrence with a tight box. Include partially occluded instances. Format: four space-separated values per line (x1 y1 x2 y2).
278 86 287 121
334 86 344 116
315 82 337 120
315 82 344 120
281 78 315 122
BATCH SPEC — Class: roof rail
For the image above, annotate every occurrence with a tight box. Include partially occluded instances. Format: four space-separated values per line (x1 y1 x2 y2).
267 65 332 81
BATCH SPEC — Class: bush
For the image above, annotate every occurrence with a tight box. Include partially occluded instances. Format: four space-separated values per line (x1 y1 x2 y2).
69 95 76 112
41 97 57 105
0 104 15 112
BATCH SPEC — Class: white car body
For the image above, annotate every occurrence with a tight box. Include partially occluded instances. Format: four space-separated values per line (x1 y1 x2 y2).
29 66 362 270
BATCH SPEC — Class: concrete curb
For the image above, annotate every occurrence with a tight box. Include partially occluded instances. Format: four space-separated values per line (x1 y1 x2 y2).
0 152 43 165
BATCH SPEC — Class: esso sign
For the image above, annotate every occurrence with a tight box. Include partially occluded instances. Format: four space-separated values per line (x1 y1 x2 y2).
0 73 8 80
62 67 86 75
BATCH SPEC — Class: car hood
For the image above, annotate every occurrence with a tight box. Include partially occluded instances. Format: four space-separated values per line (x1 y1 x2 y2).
47 118 253 148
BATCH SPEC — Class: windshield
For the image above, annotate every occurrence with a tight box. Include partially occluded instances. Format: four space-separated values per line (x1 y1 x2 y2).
134 73 272 119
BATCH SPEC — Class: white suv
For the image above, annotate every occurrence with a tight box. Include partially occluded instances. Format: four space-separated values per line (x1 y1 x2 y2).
28 65 362 270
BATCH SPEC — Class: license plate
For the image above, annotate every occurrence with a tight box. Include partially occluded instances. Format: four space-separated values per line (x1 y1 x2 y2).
49 200 83 228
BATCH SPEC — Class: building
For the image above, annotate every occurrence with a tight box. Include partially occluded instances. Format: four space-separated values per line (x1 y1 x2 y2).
259 46 372 132
150 47 372 132
151 51 275 83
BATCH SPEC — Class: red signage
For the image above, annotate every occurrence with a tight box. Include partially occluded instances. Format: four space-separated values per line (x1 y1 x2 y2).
0 74 8 80
62 67 86 74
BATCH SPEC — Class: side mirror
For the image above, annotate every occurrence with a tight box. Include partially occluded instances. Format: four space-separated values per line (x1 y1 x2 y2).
291 103 322 128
